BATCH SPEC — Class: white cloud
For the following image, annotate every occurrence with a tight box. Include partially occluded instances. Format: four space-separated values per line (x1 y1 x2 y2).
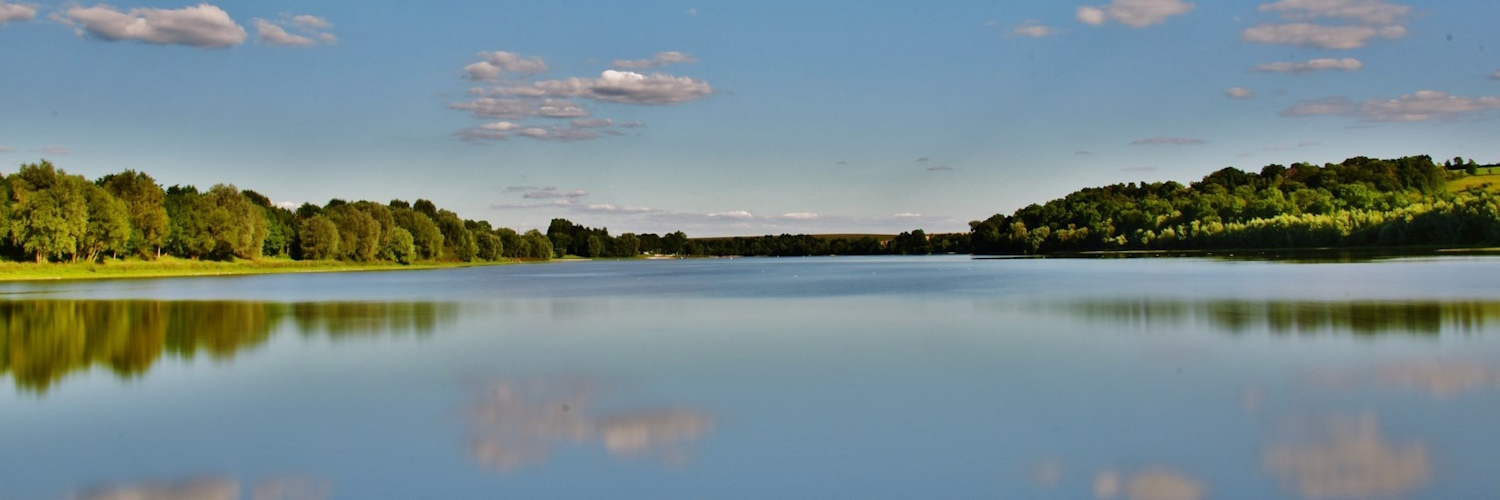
290 14 331 30
1076 0 1195 28
254 19 313 46
42 146 71 155
618 121 646 128
780 213 819 220
1012 22 1061 37
1357 90 1500 122
492 70 713 105
254 14 336 47
1225 87 1256 99
927 165 953 172
483 121 521 131
61 3 247 48
0 1 36 25
1076 6 1107 25
1242 23 1404 49
571 118 614 128
1490 70 1500 81
708 211 754 220
582 204 655 214
1131 136 1208 145
1253 57 1363 74
1280 96 1354 116
1259 0 1410 25
892 213 923 218
686 7 697 16
449 98 590 120
464 51 549 81
523 187 587 199
612 51 697 69
1281 91 1500 122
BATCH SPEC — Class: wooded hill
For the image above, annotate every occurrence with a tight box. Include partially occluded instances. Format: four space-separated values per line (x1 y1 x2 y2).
970 155 1500 254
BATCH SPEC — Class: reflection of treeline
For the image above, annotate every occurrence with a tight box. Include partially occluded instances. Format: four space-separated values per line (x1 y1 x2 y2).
0 161 552 264
0 300 456 393
971 156 1500 254
1062 299 1500 336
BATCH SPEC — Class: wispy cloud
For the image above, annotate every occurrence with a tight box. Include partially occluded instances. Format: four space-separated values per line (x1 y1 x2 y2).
57 3 247 48
452 51 710 144
1282 90 1500 122
0 1 36 25
1489 70 1500 81
1244 0 1409 49
1259 0 1410 25
485 70 713 105
463 51 549 81
1254 57 1362 74
253 14 336 46
1076 0 1195 28
612 51 697 69
926 165 953 172
1225 87 1256 99
1243 23 1403 49
521 187 588 199
0 146 14 153
1131 136 1207 145
780 212 818 220
42 146 71 155
1012 21 1061 37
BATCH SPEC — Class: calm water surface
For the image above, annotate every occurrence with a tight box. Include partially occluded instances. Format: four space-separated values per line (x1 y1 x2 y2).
4 256 1500 499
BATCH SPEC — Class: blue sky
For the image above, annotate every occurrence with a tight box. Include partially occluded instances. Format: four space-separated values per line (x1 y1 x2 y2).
1 0 1498 236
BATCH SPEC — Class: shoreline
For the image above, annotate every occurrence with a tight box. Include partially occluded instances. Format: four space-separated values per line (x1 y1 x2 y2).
0 257 532 283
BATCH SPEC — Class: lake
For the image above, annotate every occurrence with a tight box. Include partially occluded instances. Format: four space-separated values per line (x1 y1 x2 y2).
4 255 1500 499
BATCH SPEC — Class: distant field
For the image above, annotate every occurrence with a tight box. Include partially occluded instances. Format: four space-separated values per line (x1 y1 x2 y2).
1448 173 1500 193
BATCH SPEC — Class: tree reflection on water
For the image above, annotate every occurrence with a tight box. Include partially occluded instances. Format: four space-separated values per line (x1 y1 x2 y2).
0 300 456 394
1058 299 1500 336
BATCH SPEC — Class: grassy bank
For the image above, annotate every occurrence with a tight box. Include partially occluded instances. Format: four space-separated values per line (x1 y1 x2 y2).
0 256 515 282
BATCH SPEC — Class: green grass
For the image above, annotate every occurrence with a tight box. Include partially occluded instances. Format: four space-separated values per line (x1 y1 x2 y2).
1447 173 1500 193
0 256 514 282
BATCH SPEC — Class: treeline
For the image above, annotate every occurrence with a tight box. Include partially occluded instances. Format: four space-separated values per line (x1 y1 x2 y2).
0 161 551 264
545 218 968 258
970 155 1500 254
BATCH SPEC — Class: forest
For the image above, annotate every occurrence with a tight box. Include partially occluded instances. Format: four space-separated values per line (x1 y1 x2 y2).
0 160 553 264
4 155 1498 264
969 155 1500 255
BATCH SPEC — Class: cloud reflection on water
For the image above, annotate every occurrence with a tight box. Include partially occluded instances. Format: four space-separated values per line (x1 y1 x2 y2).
1093 467 1206 500
466 378 713 472
1262 415 1430 499
72 475 329 500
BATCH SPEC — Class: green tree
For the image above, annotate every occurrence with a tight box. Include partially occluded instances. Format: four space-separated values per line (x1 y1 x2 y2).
324 203 380 261
78 180 132 262
385 227 416 264
9 161 89 262
98 170 171 258
475 231 503 261
523 229 553 260
298 215 341 260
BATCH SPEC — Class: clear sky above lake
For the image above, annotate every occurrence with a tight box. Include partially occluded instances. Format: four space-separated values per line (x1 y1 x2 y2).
1 0 1497 236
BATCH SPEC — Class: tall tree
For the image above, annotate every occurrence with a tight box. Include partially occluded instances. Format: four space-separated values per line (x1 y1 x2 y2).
98 170 170 258
8 161 89 262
